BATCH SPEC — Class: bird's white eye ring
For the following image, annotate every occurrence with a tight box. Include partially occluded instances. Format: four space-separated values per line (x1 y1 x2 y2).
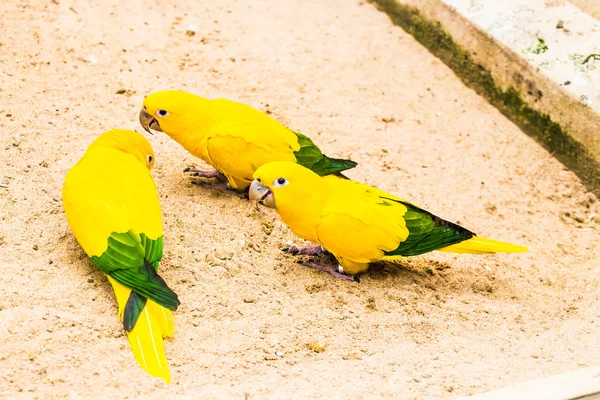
147 154 153 165
156 109 168 118
273 177 288 188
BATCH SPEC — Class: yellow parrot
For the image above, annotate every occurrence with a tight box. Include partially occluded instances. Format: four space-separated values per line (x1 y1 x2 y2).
62 129 180 382
138 90 357 193
249 161 527 281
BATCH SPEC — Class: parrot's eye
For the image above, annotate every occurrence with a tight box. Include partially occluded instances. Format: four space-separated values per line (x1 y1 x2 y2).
156 109 168 118
273 177 288 188
147 154 153 165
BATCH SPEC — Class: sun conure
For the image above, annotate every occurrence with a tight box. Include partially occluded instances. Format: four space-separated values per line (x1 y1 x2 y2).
62 129 180 382
139 90 357 193
249 161 527 281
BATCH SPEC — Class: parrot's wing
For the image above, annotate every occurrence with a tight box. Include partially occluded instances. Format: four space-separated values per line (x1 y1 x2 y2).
381 199 475 257
91 231 179 331
320 180 474 259
101 236 176 382
203 119 299 187
292 132 357 176
315 189 411 263
209 100 357 177
211 100 301 154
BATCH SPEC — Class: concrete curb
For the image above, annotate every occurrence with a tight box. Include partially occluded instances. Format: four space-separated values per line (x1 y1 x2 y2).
456 366 600 400
372 0 600 196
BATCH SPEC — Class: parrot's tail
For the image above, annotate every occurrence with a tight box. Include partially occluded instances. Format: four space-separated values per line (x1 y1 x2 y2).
107 277 174 383
438 236 527 254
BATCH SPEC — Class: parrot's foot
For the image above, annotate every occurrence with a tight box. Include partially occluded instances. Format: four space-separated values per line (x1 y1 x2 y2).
191 180 248 199
298 260 358 282
282 245 333 260
184 167 228 183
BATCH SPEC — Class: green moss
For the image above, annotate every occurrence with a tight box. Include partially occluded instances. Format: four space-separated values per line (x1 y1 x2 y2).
523 38 548 55
371 0 600 195
583 54 600 64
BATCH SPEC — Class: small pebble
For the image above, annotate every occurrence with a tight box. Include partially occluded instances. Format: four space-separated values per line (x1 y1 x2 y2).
275 351 284 358
580 95 590 106
247 242 261 253
12 133 21 146
215 251 233 260
308 341 328 353
539 276 554 286
86 55 98 64
186 24 198 36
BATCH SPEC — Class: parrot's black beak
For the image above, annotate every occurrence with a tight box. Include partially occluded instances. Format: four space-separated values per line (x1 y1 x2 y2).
139 107 162 135
249 179 275 209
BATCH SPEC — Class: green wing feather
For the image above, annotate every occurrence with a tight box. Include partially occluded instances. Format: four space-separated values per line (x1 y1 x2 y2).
91 231 179 331
293 131 357 176
384 201 475 257
123 292 147 331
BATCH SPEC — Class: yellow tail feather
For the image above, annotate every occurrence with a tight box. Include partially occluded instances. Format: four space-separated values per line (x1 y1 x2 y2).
438 236 528 254
107 276 173 383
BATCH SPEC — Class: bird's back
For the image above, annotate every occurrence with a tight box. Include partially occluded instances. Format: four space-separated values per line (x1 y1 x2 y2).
314 178 411 263
62 146 162 257
207 99 301 152
192 99 301 189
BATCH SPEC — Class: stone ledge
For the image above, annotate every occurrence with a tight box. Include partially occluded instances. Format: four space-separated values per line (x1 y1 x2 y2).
372 0 600 195
457 366 600 400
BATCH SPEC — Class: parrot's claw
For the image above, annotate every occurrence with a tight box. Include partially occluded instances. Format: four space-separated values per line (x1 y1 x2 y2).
190 180 248 199
186 166 247 198
282 245 333 259
184 167 228 183
298 260 358 282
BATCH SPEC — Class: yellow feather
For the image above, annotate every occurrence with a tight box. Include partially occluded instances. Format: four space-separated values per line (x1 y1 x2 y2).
107 277 173 383
438 236 528 254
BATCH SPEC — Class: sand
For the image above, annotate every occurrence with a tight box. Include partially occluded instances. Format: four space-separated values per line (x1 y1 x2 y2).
570 0 600 19
1 0 599 398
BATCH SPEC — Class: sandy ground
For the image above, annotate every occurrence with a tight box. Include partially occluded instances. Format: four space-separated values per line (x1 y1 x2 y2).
1 0 600 398
570 0 600 20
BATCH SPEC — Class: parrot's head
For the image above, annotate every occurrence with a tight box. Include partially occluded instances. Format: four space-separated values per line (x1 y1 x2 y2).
249 161 321 210
139 90 208 136
92 129 156 170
